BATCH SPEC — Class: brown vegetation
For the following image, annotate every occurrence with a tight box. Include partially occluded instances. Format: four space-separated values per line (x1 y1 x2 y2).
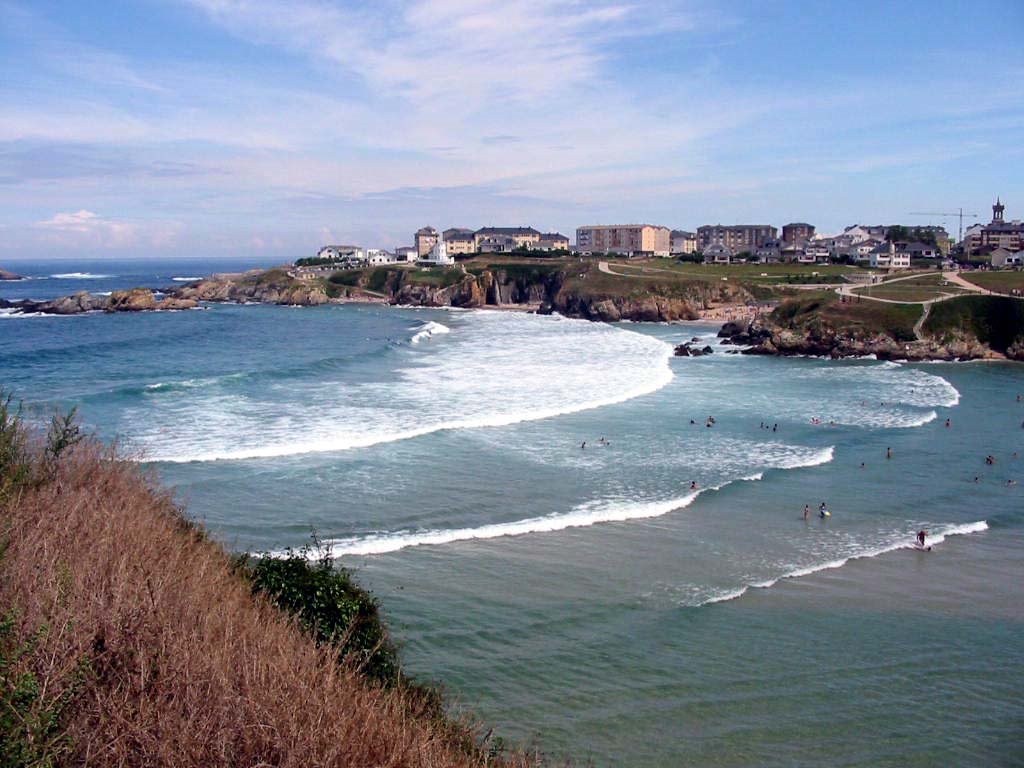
0 411 535 767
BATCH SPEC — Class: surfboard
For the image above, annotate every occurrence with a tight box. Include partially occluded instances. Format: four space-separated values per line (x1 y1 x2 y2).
913 544 932 551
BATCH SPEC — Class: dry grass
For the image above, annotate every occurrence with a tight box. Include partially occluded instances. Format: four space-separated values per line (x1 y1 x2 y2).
0 438 537 767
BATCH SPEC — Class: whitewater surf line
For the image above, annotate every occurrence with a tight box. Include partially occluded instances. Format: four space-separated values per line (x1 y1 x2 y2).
699 520 989 607
146 319 676 463
285 447 835 558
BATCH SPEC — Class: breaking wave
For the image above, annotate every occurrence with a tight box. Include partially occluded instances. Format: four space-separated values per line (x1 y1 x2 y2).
292 446 835 558
410 321 450 344
699 521 989 606
50 272 112 279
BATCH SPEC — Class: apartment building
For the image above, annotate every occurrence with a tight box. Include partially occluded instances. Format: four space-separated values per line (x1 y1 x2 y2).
537 232 570 251
576 224 671 257
670 230 698 255
414 226 439 257
965 198 1024 253
474 227 541 252
444 230 477 255
781 222 815 244
697 224 778 254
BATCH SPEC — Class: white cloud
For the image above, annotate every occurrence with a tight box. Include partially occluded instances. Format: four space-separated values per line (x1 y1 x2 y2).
33 210 179 249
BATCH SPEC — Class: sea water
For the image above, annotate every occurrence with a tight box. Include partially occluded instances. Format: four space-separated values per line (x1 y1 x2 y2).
2 260 1022 766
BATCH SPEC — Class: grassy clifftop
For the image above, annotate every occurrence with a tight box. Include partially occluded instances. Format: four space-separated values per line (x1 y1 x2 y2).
769 292 922 342
0 398 533 767
922 296 1024 354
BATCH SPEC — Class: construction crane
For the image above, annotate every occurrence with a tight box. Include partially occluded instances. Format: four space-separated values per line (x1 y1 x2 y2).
908 208 979 245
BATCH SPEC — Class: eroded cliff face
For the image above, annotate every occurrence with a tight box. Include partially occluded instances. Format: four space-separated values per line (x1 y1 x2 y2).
384 267 748 322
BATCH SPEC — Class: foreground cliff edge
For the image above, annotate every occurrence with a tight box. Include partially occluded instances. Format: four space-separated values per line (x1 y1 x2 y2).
0 396 537 767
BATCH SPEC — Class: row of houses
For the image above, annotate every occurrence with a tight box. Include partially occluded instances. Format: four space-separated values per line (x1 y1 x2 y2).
312 199 1017 271
415 226 571 257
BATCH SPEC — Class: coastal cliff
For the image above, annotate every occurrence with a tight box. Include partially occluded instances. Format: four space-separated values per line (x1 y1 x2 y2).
722 294 1024 362
1 261 752 322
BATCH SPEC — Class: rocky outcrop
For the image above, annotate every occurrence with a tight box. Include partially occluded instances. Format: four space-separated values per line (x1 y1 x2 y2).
2 289 198 316
0 267 23 280
108 288 158 312
42 291 108 315
175 272 328 306
722 317 1005 362
674 342 714 357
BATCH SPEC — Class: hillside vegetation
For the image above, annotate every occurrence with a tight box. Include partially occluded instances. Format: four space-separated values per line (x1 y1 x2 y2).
0 395 534 768
770 292 922 342
922 296 1024 354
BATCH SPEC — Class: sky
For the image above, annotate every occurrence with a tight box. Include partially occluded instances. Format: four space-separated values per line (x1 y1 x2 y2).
1 0 1023 260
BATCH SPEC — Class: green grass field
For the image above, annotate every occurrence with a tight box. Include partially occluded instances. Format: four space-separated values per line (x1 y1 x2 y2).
606 259 862 283
960 270 1024 294
851 273 974 303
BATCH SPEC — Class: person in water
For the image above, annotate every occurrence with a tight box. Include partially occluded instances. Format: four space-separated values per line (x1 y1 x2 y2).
945 418 951 428
690 481 698 490
819 502 828 518
917 529 927 547
886 447 892 459
803 504 810 520
581 441 586 450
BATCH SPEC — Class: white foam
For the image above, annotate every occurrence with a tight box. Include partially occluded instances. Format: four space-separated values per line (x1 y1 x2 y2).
410 320 451 344
171 276 203 282
698 521 989 607
312 492 701 557
142 312 676 463
50 272 112 279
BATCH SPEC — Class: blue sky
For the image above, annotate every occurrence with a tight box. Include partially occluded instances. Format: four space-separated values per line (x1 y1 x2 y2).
1 0 1022 259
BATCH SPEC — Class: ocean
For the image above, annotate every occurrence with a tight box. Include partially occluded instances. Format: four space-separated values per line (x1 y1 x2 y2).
2 258 1022 766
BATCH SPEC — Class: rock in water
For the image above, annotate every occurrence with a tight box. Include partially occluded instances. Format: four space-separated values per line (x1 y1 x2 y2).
0 267 23 281
107 288 157 312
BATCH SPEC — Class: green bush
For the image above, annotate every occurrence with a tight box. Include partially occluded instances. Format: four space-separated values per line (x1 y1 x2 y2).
328 270 362 287
242 548 399 686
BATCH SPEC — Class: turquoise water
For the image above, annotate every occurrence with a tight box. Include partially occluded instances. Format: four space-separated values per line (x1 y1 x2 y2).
2 260 1022 766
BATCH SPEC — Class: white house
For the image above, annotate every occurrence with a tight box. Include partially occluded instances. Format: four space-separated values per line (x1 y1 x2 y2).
394 246 418 262
366 249 396 265
990 247 1024 268
317 245 364 262
420 238 454 265
869 242 911 269
804 243 831 262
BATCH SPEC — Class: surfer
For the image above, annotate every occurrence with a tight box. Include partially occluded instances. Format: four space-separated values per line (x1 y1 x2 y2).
819 502 829 519
917 529 927 547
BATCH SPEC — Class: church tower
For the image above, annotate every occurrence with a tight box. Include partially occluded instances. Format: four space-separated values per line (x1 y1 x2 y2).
993 197 1005 224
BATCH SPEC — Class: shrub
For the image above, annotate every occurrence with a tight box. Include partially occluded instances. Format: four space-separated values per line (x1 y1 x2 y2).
242 547 400 686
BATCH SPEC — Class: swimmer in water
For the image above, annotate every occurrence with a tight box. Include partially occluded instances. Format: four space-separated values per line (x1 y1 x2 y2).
886 447 892 459
917 530 927 547
803 504 810 520
945 418 951 428
690 481 698 490
819 502 828 518
581 441 586 450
